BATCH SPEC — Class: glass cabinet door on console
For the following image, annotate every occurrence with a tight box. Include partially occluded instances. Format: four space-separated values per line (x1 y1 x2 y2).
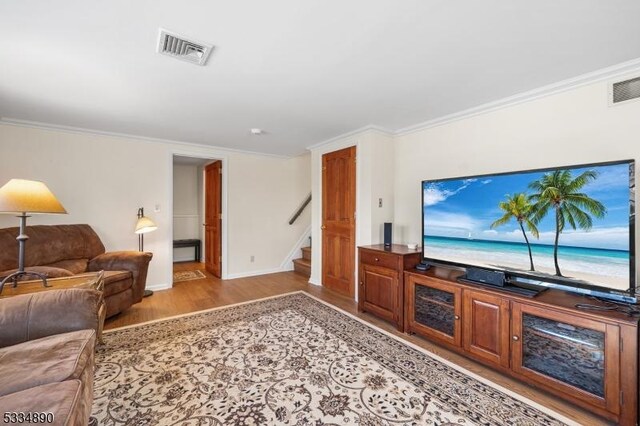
511 302 620 415
406 275 462 347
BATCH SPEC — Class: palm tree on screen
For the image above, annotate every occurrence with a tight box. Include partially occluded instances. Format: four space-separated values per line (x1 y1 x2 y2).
491 193 539 271
528 170 606 276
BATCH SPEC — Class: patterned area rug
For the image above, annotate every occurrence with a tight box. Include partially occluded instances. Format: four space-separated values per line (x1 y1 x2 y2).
173 269 207 283
93 292 571 425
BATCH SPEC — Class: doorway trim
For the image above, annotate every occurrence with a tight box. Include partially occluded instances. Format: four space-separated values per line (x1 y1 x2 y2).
169 150 229 280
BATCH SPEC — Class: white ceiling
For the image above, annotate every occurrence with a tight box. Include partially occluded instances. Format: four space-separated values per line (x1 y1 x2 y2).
1 1 639 156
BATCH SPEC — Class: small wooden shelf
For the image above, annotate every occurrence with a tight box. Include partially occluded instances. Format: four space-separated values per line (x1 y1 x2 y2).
358 245 421 331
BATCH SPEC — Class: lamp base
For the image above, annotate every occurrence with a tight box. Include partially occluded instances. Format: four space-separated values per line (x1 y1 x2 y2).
143 289 154 297
0 270 50 295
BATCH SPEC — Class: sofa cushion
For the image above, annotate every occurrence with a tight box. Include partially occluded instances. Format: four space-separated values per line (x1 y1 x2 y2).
0 224 105 271
0 329 95 397
46 258 90 274
0 266 74 281
0 380 83 426
103 270 133 297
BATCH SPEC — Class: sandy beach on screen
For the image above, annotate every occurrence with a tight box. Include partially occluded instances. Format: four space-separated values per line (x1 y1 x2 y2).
432 254 630 291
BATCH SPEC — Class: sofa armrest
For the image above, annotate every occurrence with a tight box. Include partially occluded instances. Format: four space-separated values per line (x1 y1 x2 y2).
88 251 153 303
0 289 102 348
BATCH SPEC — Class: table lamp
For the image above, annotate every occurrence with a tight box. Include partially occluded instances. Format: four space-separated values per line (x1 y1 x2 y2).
0 179 67 290
135 207 157 297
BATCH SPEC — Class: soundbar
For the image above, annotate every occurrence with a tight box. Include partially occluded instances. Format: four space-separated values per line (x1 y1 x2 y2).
465 267 505 287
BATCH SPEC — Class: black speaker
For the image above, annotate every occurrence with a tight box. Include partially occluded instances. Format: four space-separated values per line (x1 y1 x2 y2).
383 222 392 247
465 267 506 287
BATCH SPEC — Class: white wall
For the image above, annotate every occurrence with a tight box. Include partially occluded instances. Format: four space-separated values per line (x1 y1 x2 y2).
368 132 395 243
0 124 311 288
172 164 202 262
394 78 640 282
226 152 311 277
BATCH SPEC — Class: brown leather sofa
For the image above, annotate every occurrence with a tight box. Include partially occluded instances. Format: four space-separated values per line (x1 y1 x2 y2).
0 224 153 318
0 289 101 425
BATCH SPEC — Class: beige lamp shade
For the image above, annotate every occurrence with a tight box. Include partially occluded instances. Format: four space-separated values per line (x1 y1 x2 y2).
135 216 158 234
0 179 67 214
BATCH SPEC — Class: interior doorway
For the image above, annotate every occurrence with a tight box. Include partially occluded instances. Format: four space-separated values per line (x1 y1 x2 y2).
172 155 223 278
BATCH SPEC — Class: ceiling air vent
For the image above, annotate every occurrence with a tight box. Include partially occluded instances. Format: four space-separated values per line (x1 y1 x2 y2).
611 75 640 105
157 29 213 66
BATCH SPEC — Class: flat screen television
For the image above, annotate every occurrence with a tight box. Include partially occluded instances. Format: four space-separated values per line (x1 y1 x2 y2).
421 159 636 302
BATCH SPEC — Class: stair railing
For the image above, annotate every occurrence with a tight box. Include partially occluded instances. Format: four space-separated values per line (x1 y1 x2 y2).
289 193 311 225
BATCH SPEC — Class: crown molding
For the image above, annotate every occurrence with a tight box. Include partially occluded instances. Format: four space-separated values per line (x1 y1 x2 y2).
396 57 640 137
0 117 292 159
306 124 394 151
3 59 639 154
305 58 640 148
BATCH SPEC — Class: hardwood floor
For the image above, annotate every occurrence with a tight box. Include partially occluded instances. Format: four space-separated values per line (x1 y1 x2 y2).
105 262 608 425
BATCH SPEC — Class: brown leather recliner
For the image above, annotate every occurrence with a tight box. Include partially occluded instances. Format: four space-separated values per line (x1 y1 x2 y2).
0 224 153 318
0 289 101 425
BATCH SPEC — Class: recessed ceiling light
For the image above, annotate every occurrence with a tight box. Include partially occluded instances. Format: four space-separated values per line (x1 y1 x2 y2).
250 128 264 135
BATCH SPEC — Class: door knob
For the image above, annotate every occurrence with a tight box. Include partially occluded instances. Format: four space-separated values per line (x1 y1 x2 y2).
454 315 460 320
512 335 519 341
321 225 326 230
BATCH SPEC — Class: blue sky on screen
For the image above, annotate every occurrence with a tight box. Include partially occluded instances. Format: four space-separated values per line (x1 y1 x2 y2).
423 163 631 250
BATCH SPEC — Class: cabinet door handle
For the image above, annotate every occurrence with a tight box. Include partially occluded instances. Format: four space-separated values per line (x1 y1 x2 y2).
512 335 519 341
374 258 379 262
454 315 460 320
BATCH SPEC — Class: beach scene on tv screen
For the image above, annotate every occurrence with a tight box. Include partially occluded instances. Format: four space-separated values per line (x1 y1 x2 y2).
423 162 632 291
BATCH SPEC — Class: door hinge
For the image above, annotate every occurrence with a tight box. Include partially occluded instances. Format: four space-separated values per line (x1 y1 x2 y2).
219 213 223 220
322 166 326 171
219 168 222 174
219 255 222 261
620 337 623 351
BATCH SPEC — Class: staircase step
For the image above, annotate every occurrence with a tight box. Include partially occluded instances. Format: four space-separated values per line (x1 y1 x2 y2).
293 258 311 277
301 246 312 260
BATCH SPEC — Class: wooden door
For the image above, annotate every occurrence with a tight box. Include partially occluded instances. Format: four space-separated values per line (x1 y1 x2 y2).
462 289 510 368
204 161 222 277
322 146 356 297
511 302 620 414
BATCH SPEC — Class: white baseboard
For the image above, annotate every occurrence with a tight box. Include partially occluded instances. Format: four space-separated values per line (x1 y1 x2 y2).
170 226 311 281
308 277 321 286
146 283 172 291
225 267 285 280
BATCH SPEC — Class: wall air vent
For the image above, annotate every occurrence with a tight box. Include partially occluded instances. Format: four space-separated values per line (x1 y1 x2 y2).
157 29 213 66
610 75 640 105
